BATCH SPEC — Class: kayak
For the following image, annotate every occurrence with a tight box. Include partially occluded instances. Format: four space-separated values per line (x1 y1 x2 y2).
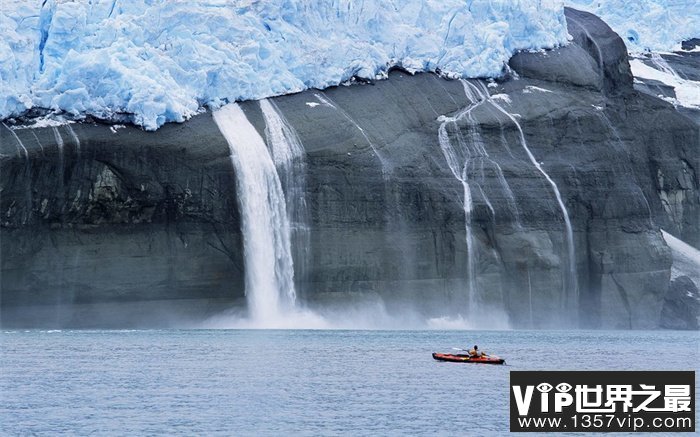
432 352 505 364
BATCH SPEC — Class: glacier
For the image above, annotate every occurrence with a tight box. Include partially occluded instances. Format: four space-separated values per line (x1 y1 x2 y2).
1 1 698 131
566 0 700 52
1 0 569 130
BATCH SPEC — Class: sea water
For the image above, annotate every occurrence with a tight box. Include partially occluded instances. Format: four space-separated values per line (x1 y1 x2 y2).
1 330 698 435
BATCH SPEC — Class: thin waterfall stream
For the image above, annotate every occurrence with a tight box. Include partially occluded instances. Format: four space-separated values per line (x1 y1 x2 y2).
3 123 28 158
436 81 521 318
259 98 311 298
438 80 579 318
313 91 391 177
437 91 484 317
470 81 579 310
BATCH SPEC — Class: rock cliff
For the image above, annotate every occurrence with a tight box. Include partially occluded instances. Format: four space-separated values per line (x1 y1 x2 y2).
1 9 698 328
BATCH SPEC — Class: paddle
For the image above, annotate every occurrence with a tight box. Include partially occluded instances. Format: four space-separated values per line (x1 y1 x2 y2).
451 347 494 358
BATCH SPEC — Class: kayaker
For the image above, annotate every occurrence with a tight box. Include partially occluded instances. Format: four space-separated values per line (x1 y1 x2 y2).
468 345 482 357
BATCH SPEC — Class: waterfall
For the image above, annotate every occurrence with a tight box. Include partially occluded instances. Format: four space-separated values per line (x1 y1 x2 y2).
260 99 304 167
212 103 296 321
52 126 65 167
259 99 311 296
527 269 533 327
596 113 654 226
52 127 64 149
436 83 493 316
30 131 44 152
438 119 477 315
492 161 521 226
66 124 80 152
438 80 527 316
3 123 28 158
3 124 31 226
474 82 579 309
438 79 578 316
650 53 681 79
51 126 67 217
314 91 390 176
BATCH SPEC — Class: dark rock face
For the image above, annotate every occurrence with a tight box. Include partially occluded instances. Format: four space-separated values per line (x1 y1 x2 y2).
631 49 700 246
660 276 700 330
510 9 634 96
563 8 633 95
1 8 698 328
1 117 245 327
681 38 700 51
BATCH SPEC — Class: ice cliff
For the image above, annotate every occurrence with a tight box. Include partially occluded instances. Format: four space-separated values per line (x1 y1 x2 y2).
1 0 568 130
1 1 698 131
567 0 700 52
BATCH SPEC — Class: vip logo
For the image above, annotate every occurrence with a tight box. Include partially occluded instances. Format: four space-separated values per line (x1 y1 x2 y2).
510 371 695 432
513 381 576 415
513 381 692 415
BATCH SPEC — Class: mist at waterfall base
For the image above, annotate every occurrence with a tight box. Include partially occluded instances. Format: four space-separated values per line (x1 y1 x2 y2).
201 294 510 330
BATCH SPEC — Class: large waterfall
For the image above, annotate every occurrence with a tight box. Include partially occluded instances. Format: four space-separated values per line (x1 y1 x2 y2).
212 104 296 321
259 99 311 297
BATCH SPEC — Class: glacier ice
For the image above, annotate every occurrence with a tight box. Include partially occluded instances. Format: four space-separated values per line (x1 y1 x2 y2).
3 0 697 130
1 0 568 130
566 0 700 52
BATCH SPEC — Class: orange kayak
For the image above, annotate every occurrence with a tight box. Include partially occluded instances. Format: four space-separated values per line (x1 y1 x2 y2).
432 352 505 364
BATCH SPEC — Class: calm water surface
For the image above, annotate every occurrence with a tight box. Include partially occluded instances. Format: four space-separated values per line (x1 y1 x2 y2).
1 330 698 435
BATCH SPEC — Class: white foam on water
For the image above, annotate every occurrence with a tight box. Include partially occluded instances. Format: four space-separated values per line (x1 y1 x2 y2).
203 307 331 330
202 300 511 330
426 315 473 330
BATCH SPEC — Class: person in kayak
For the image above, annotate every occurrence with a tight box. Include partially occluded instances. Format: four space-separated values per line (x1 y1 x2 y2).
468 345 483 358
